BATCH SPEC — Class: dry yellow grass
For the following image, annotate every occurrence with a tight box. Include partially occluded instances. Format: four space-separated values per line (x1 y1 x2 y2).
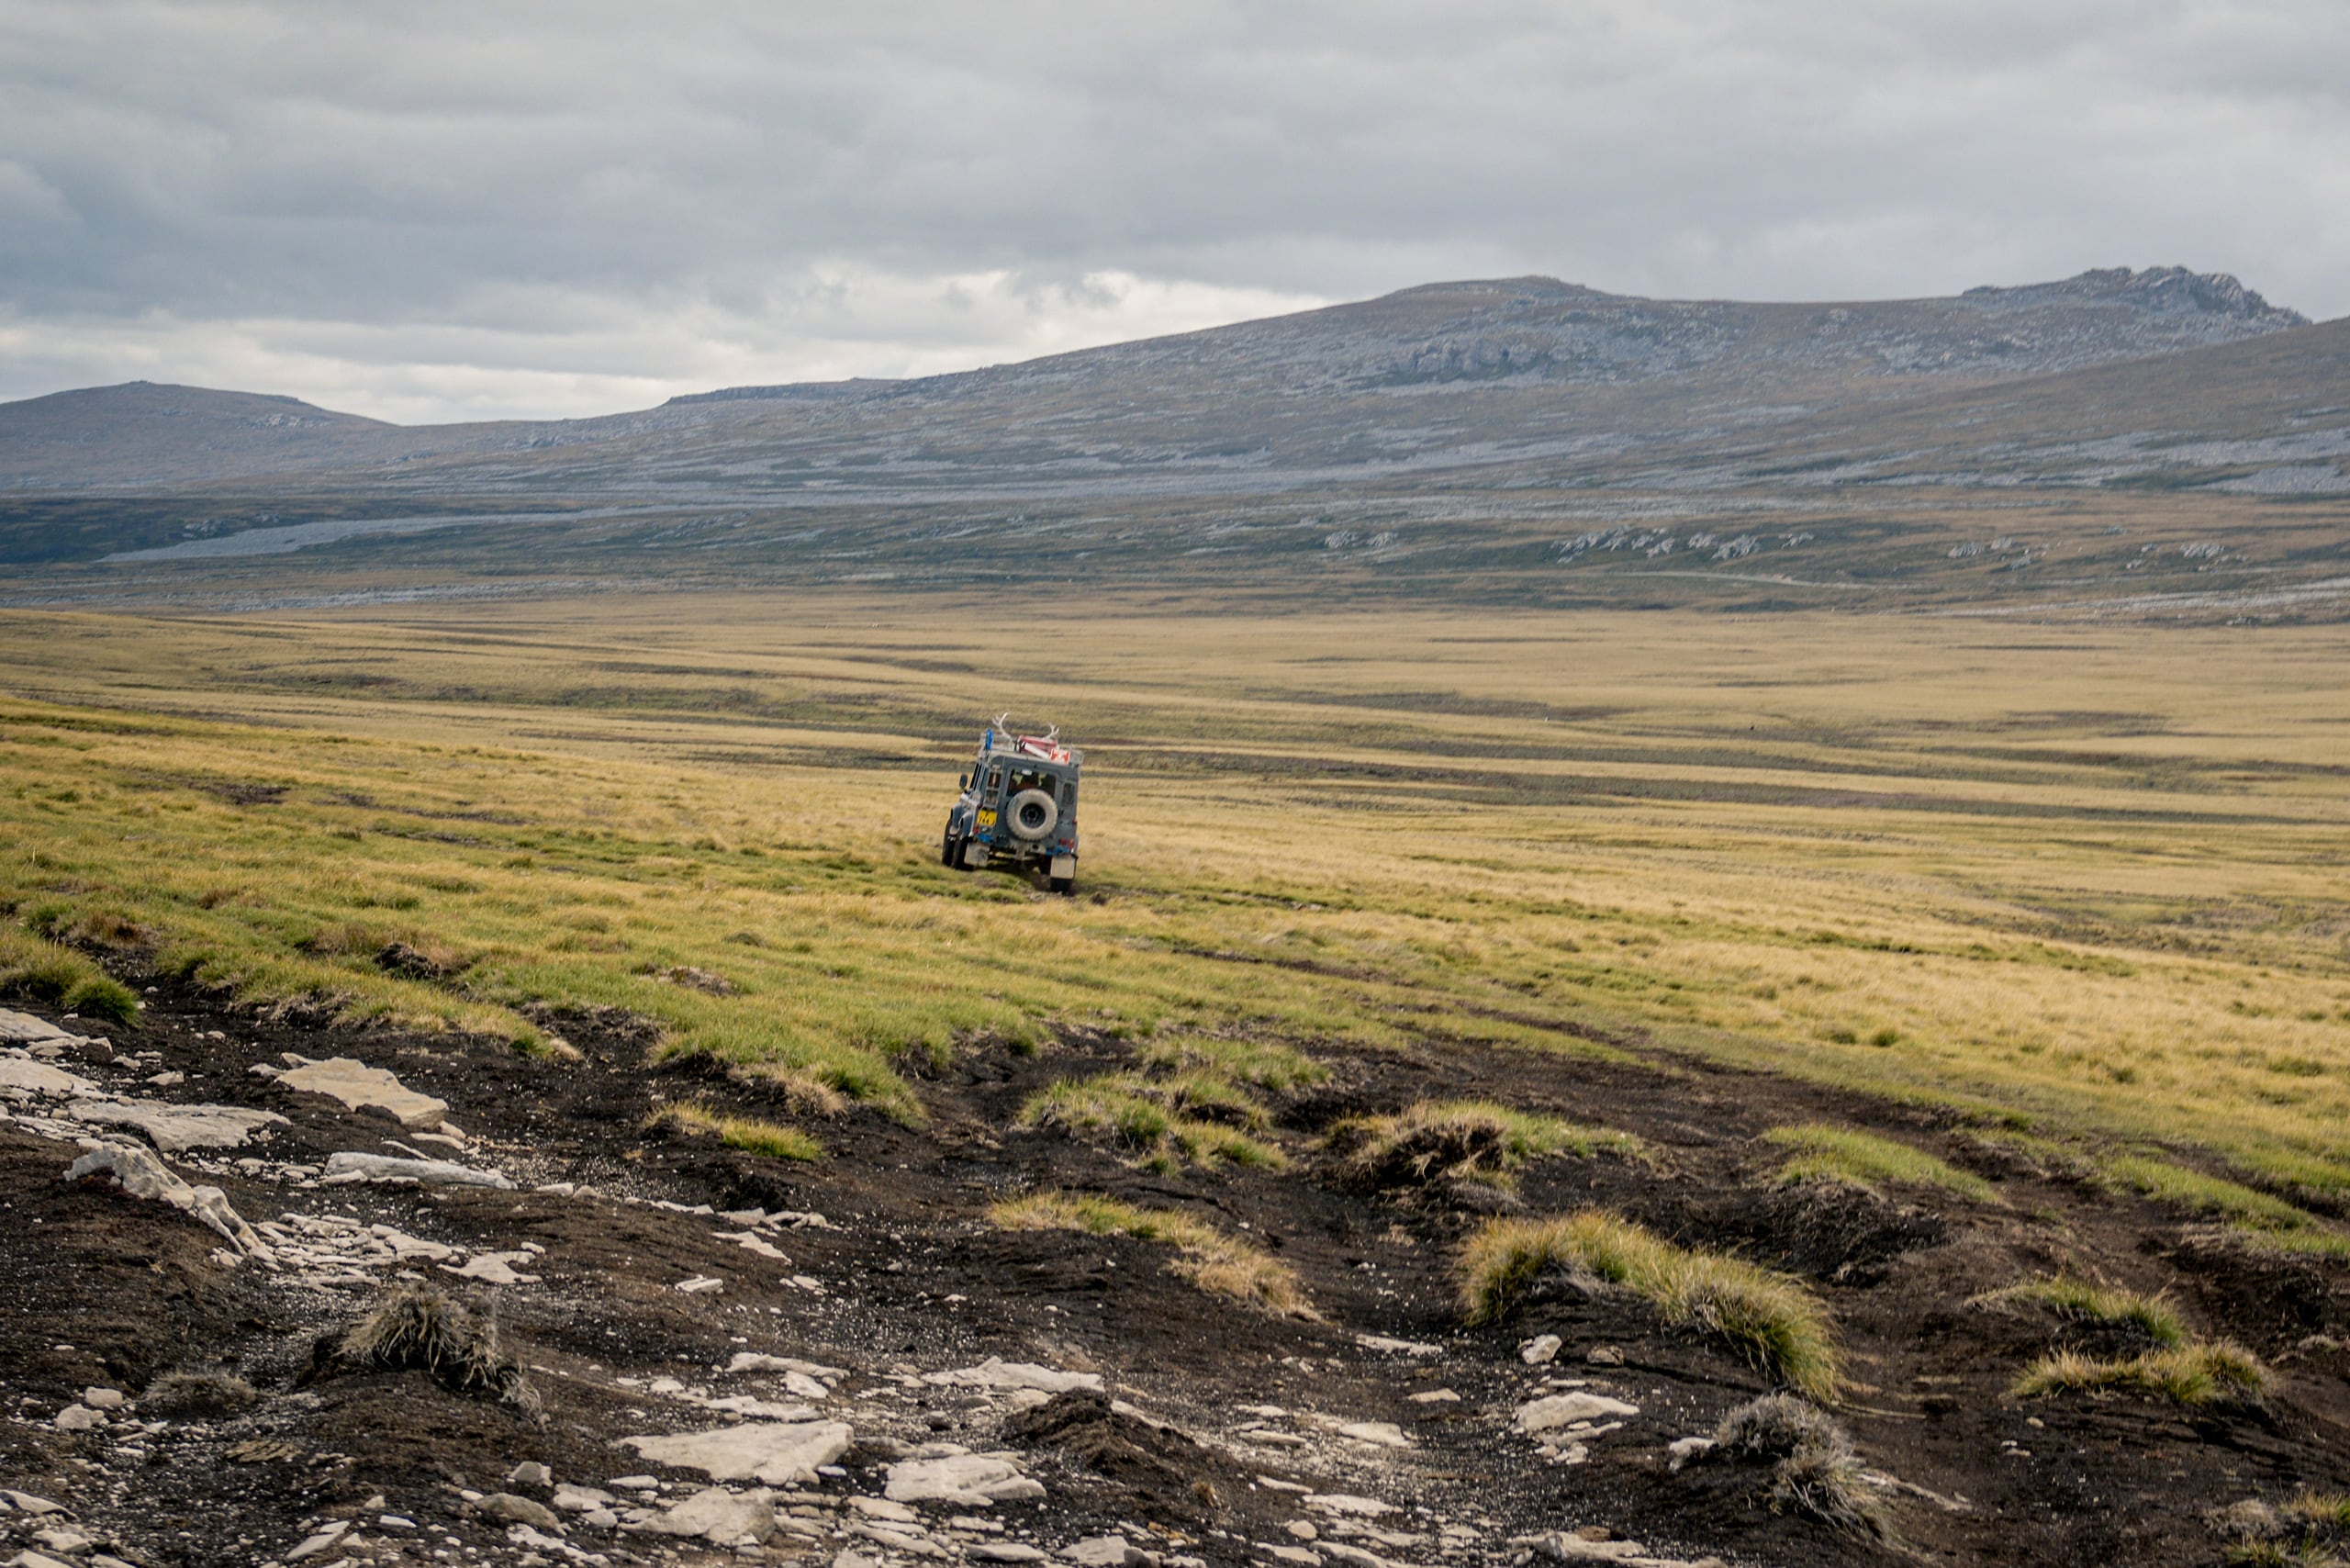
1 599 2345 1201
988 1191 1315 1317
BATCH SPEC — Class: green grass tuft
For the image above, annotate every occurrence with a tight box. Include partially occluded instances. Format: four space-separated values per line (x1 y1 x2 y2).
990 1190 1315 1318
1458 1210 1839 1400
1019 1073 1286 1172
1330 1098 1641 1190
1765 1123 1997 1203
1970 1276 2185 1347
2013 1340 2266 1406
650 1101 823 1162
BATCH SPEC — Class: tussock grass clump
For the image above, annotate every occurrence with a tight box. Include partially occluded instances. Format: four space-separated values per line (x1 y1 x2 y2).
1707 1393 1886 1536
339 1282 535 1408
2102 1154 2350 1255
650 1101 823 1162
1135 1034 1326 1092
1020 1073 1284 1172
1765 1124 1997 1204
732 1060 852 1118
990 1191 1316 1318
1330 1099 1642 1191
141 1369 259 1417
1970 1276 2186 1348
2014 1340 2266 1406
1459 1210 1839 1400
1 926 143 1020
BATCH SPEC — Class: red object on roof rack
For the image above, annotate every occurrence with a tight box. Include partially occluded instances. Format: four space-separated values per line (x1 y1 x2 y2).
1014 734 1071 764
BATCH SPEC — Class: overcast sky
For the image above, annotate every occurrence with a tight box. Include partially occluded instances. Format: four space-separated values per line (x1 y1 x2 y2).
2 1 2344 423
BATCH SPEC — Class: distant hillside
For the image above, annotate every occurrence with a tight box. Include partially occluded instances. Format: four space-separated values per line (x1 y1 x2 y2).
2 268 2342 622
0 266 2309 496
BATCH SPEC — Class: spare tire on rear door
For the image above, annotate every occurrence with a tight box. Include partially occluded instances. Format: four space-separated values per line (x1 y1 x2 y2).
1006 788 1058 842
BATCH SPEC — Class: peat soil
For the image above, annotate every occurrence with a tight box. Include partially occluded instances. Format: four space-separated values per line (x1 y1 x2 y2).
5 971 2349 1568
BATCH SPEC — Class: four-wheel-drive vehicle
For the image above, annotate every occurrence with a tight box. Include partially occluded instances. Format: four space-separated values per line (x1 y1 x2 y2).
942 719 1081 892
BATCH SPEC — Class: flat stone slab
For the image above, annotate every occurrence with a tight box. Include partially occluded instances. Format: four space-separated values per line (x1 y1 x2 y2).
0 1010 79 1044
279 1056 449 1129
67 1099 288 1152
63 1141 271 1259
322 1150 512 1188
1516 1393 1641 1433
924 1359 1104 1394
621 1420 853 1485
645 1486 777 1544
0 1058 97 1097
884 1454 1046 1506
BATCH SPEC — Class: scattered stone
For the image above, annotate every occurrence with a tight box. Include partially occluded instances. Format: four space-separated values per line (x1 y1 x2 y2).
1519 1335 1563 1365
6 1551 76 1568
1286 1522 1319 1540
1585 1346 1625 1366
647 1486 777 1544
279 1056 450 1128
1666 1437 1716 1472
1354 1335 1442 1358
3 1493 66 1516
284 1520 352 1562
884 1454 1046 1506
320 1150 512 1188
0 1009 78 1043
970 1546 1046 1563
31 1531 90 1557
926 1359 1104 1395
1406 1388 1459 1404
479 1493 564 1530
1304 1496 1393 1517
442 1252 541 1285
379 1515 418 1529
676 1275 726 1294
81 1387 125 1410
0 1058 96 1095
49 1408 105 1437
1516 1394 1640 1433
1063 1535 1158 1566
63 1141 273 1258
67 1099 287 1152
621 1420 855 1485
553 1485 613 1511
509 1462 554 1488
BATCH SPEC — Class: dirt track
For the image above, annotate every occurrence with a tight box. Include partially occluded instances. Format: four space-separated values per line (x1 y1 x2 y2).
5 974 2348 1568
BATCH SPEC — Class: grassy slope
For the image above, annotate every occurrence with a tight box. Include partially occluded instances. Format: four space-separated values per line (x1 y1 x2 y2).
2 598 2346 1193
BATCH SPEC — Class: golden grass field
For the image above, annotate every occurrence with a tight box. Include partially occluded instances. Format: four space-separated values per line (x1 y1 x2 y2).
3 596 2346 1215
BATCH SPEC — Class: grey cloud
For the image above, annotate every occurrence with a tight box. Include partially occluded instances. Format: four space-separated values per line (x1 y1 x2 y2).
1 1 2344 420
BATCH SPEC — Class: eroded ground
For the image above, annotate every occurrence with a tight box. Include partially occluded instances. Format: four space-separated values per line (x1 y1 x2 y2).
5 976 2348 1568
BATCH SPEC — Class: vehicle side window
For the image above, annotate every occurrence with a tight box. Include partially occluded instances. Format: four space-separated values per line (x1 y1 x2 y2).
1060 778 1077 811
987 764 1003 799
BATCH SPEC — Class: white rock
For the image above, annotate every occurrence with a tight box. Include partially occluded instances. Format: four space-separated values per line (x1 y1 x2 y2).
717 1230 789 1260
924 1358 1103 1395
1315 1546 1397 1568
971 1545 1046 1563
1303 1495 1393 1517
646 1485 776 1543
9 1551 78 1568
442 1252 541 1285
283 1520 351 1562
702 1396 820 1421
1406 1388 1460 1404
723 1352 845 1379
0 1058 96 1095
1516 1394 1639 1433
67 1099 287 1152
621 1420 854 1485
1062 1537 1156 1566
849 1497 921 1523
783 1371 830 1400
81 1387 126 1410
884 1454 1046 1506
1354 1335 1441 1358
1336 1422 1409 1449
1 1492 65 1515
509 1462 554 1487
1520 1334 1563 1365
320 1150 511 1188
553 1486 612 1511
278 1057 449 1128
675 1275 725 1294
62 1142 273 1260
0 1009 79 1044
1666 1436 1717 1472
1512 1532 1674 1563
1260 1547 1320 1566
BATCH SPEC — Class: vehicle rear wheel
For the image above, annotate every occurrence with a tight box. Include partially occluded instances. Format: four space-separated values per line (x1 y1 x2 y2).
1048 875 1074 895
941 827 958 867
